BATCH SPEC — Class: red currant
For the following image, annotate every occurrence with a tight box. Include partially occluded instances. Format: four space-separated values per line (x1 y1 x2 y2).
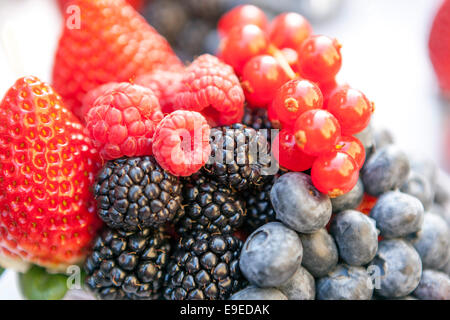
267 100 282 129
311 151 359 197
272 79 323 128
272 128 316 172
298 35 342 82
217 4 268 38
336 136 366 169
219 24 268 75
281 48 300 73
327 87 374 135
293 109 341 156
356 193 378 215
269 12 312 52
241 55 290 108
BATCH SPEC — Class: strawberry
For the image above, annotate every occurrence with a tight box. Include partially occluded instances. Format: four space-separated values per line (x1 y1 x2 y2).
0 76 102 271
57 0 145 13
52 0 182 120
429 0 450 95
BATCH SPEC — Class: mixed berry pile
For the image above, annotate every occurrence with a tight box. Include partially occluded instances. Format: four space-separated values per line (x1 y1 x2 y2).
0 0 449 301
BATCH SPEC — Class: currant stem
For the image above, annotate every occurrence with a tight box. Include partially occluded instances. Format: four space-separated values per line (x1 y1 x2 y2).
267 44 297 80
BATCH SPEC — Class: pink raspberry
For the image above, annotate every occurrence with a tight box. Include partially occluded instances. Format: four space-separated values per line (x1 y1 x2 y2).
152 110 211 176
85 83 164 160
135 70 184 114
81 82 120 121
174 54 245 126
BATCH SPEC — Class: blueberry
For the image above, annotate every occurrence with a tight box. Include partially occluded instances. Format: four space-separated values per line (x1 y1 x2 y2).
239 222 303 287
400 172 434 211
330 210 378 266
433 202 450 227
370 191 424 238
298 228 338 278
440 250 450 276
361 145 410 197
316 264 373 300
270 172 332 233
331 178 364 214
409 156 437 188
278 266 315 300
230 286 288 300
354 123 375 162
435 170 450 205
413 270 450 300
407 213 450 270
374 127 394 150
369 239 422 298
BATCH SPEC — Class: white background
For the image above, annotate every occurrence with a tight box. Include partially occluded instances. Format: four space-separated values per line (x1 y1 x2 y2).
0 0 448 299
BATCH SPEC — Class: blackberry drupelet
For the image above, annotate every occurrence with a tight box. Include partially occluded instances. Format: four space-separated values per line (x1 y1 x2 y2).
242 106 273 131
242 180 277 231
94 156 184 231
85 227 170 300
163 231 246 300
178 173 246 235
203 123 272 191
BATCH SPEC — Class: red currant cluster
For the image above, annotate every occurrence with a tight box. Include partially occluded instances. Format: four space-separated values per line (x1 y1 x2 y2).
217 5 375 198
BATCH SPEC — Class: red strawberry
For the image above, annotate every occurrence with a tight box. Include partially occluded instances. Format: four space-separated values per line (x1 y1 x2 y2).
429 0 450 95
52 0 182 120
0 76 102 271
57 0 145 13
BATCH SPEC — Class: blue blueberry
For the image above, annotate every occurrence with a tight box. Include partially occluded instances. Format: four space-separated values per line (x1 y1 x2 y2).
230 286 288 300
298 228 338 277
435 170 450 205
374 127 394 150
401 172 434 211
409 156 437 188
354 123 375 163
331 178 364 214
239 222 303 288
270 172 332 233
316 264 373 300
370 191 424 238
330 210 378 266
413 270 450 300
278 266 315 300
407 213 450 270
361 145 410 197
369 239 422 298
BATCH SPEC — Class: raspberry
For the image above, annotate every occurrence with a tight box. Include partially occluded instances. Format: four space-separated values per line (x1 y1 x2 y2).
135 70 184 114
175 54 245 126
152 110 211 177
85 83 164 160
81 82 120 121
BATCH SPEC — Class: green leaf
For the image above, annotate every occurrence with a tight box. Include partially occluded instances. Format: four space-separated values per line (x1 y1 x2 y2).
19 265 69 300
0 267 4 278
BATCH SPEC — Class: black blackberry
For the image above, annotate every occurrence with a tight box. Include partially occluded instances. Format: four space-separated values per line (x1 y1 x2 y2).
94 156 184 231
203 123 272 191
183 0 230 21
178 173 246 235
242 106 273 131
163 231 246 300
242 181 277 231
143 0 188 43
84 227 170 300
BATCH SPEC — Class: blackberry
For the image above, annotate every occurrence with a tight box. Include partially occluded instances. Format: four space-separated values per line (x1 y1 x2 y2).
163 231 246 300
94 156 184 231
85 227 170 300
242 106 273 131
184 0 230 20
203 123 272 191
242 181 276 231
178 173 245 235
143 0 188 43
